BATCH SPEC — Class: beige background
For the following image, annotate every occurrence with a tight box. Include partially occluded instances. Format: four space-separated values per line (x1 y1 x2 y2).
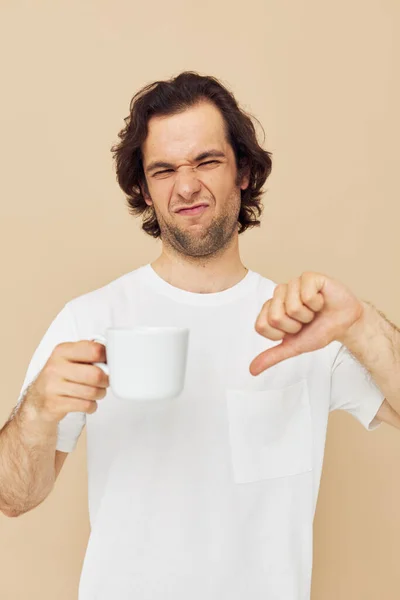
1 0 399 598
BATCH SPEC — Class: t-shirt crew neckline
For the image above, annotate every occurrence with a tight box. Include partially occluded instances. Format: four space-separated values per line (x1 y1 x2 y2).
140 263 258 306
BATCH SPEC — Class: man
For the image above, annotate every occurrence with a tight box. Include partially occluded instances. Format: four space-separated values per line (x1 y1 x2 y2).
0 71 399 600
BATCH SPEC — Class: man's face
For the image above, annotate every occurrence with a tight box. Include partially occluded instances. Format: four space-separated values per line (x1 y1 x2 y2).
141 101 249 259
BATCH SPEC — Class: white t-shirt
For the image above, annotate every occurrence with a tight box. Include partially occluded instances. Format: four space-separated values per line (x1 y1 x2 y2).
16 264 385 600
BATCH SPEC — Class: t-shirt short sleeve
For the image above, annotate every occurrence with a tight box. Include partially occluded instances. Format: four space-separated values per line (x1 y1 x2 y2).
14 303 86 453
329 342 385 431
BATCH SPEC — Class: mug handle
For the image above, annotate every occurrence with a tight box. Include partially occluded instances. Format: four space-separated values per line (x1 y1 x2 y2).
91 335 109 376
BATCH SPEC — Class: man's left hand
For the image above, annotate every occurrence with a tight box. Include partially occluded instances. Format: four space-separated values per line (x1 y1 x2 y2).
249 272 364 376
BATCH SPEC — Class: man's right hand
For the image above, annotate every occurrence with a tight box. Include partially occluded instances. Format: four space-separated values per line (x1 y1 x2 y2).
24 341 110 423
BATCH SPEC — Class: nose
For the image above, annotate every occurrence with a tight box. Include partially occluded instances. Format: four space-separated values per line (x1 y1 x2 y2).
173 168 202 200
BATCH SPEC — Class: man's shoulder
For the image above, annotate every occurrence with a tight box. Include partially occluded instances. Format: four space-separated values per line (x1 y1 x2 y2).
65 265 146 313
251 269 278 298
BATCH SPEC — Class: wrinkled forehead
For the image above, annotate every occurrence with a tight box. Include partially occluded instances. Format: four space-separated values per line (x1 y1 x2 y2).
142 102 230 166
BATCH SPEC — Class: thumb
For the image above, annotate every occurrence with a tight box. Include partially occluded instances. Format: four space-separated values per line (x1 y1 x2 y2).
249 335 299 375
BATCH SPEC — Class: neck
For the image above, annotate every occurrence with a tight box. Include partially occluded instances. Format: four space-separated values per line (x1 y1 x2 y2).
150 252 248 294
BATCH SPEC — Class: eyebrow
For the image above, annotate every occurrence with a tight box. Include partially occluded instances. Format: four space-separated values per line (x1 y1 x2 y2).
145 149 226 174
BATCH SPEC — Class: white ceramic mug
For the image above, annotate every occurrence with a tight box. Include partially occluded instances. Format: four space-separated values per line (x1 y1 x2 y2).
91 327 189 401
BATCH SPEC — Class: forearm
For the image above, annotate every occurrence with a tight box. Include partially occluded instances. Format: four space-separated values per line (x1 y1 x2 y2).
0 391 58 516
340 300 400 413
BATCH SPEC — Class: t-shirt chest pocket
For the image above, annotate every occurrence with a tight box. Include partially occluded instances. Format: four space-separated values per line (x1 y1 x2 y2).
225 378 313 484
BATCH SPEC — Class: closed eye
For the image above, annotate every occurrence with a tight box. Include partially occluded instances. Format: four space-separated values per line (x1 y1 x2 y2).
153 160 220 177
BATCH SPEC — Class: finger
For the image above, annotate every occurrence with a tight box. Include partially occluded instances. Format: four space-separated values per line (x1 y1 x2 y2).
285 278 315 323
255 299 286 340
300 272 325 312
268 285 303 334
54 341 106 364
250 336 299 375
59 361 109 388
60 381 107 401
57 397 99 414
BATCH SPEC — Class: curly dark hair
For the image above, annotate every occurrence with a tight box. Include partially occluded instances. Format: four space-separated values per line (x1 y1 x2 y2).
111 71 273 238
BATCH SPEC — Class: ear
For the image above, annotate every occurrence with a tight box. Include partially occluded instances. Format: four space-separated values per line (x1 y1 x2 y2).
140 181 153 207
239 166 250 191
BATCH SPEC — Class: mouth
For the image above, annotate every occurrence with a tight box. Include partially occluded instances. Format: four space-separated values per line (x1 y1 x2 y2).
176 204 209 216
